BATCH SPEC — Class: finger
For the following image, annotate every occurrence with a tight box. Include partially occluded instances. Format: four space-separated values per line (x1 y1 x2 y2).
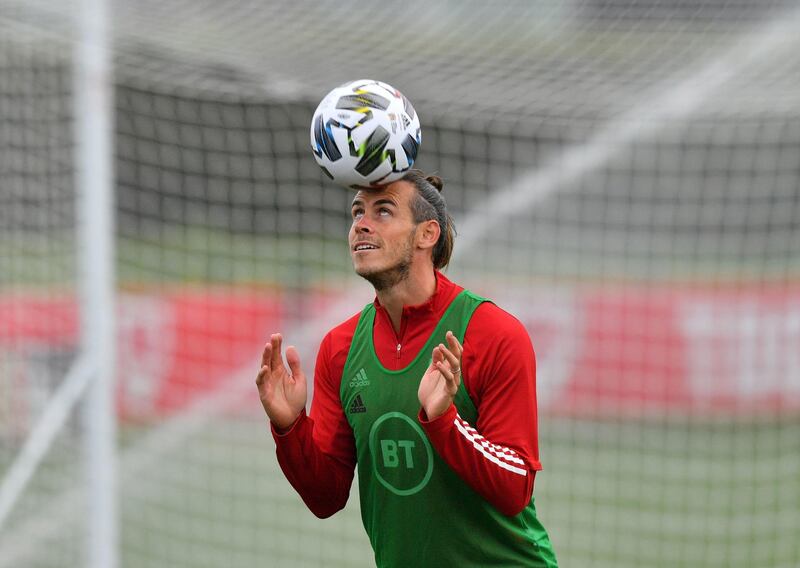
436 360 458 389
438 342 460 371
261 370 277 400
255 364 268 386
261 342 271 369
423 356 437 375
446 331 463 356
285 345 304 382
270 333 283 370
431 345 444 365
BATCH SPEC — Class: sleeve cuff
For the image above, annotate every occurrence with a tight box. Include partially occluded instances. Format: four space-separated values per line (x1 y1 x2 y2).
418 403 457 434
270 408 307 438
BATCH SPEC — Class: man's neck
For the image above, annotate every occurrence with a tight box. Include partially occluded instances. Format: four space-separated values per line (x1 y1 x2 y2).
376 268 437 336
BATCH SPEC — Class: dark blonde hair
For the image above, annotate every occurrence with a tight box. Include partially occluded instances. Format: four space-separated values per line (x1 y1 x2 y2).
402 169 456 270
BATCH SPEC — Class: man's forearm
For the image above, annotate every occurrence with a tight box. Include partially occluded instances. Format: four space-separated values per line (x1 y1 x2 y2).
273 409 355 518
419 404 538 517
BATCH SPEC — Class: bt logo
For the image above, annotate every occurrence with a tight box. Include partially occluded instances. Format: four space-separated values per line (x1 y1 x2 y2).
380 439 416 468
369 412 434 496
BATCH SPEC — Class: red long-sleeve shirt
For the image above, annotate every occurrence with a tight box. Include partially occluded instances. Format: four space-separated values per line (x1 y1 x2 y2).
272 271 542 517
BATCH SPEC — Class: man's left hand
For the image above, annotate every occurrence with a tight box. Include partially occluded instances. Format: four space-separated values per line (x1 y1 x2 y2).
418 330 463 420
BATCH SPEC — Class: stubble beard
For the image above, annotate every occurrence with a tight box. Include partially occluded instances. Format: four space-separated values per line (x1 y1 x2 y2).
355 230 416 292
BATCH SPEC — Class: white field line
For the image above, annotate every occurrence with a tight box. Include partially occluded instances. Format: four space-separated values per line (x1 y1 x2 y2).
0 356 95 531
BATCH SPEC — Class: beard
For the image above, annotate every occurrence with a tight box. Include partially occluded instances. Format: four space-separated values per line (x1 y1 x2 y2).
355 229 416 291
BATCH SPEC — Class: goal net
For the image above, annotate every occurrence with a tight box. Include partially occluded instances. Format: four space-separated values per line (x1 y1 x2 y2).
1 1 799 567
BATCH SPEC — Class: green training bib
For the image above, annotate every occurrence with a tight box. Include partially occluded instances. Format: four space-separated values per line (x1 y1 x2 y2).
341 290 558 568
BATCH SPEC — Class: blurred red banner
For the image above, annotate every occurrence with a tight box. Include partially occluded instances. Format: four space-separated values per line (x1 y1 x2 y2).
2 284 798 420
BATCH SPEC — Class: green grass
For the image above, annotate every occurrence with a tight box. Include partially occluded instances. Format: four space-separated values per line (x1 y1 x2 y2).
4 227 800 290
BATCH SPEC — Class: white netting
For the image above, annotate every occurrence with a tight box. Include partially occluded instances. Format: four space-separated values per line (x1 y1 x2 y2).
1 1 799 567
0 17 85 567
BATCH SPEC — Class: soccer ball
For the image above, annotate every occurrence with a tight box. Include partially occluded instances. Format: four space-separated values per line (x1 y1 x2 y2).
310 79 422 190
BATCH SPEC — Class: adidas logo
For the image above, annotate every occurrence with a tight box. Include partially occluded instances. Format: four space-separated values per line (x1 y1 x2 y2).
349 368 370 388
348 394 367 414
402 114 411 128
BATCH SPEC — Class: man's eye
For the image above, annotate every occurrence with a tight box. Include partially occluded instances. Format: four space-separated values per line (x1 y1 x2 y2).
352 210 364 219
379 208 391 216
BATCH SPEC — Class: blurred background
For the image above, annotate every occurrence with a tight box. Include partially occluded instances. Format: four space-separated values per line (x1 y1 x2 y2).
1 0 799 566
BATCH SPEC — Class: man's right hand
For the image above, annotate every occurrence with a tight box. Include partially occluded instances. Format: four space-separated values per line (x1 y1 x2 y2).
256 333 308 431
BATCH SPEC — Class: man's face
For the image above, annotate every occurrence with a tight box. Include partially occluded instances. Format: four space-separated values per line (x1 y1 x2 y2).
349 180 419 291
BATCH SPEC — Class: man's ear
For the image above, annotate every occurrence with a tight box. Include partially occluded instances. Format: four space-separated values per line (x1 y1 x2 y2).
416 219 441 251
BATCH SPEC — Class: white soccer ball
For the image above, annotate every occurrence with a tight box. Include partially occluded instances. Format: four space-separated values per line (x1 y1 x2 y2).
310 79 422 190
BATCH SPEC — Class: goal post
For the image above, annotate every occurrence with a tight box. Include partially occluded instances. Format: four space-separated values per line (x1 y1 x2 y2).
74 0 118 566
0 0 118 565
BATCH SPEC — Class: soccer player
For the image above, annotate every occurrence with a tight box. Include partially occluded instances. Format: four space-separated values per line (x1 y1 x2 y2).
256 170 558 567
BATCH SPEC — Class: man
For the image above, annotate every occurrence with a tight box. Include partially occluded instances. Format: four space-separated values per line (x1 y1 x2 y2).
256 170 558 567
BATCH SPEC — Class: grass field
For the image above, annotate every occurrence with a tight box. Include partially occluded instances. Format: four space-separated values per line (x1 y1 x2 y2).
3 412 798 568
5 230 800 290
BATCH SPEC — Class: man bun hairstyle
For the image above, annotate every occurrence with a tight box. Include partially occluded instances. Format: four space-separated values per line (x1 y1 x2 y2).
402 169 456 270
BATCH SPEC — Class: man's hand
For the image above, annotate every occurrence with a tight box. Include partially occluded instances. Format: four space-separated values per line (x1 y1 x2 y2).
256 333 308 431
418 330 463 420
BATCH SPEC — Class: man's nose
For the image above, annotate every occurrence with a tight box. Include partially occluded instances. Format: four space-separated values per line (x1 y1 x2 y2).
354 216 372 233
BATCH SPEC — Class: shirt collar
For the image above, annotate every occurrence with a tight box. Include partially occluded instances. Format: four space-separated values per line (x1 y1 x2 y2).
372 270 456 317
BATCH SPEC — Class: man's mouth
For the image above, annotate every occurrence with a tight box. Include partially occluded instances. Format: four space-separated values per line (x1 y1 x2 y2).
353 243 379 252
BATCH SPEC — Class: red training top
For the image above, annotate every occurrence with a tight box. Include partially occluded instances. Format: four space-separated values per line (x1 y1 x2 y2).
272 271 542 518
